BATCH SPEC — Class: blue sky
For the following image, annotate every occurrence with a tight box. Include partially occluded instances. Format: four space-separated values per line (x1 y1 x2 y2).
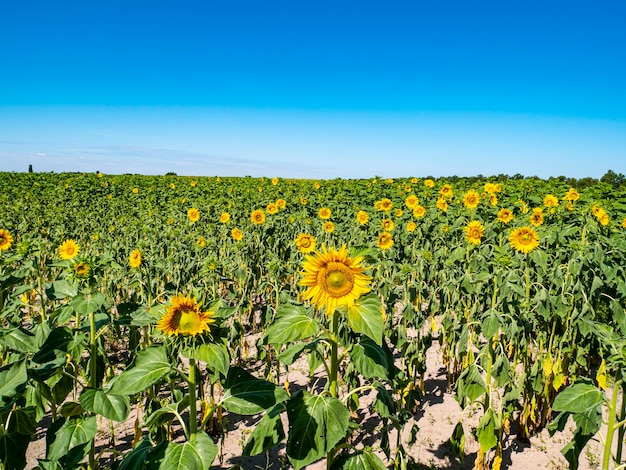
1 0 625 179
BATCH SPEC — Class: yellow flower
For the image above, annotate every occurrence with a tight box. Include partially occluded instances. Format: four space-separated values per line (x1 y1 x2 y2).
622 217 626 229
406 221 417 232
0 229 13 251
564 188 580 201
258 186 263 192
318 207 332 219
295 233 316 254
73 261 91 278
381 219 395 231
132 187 139 194
190 181 197 187
413 206 426 218
299 245 372 315
529 208 544 226
323 221 335 233
439 184 453 199
58 239 79 260
377 198 393 212
301 197 308 205
424 179 435 188
411 177 419 184
436 198 448 212
489 194 498 206
250 209 266 225
497 208 514 224
377 232 394 250
97 172 103 178
267 203 278 215
276 198 286 209
405 194 419 209
463 190 480 209
394 208 403 217
169 183 175 189
129 249 142 268
599 213 609 226
219 212 230 223
509 227 540 254
544 194 559 208
196 237 206 247
272 177 279 186
356 210 369 225
156 294 215 337
231 228 243 241
465 220 485 245
187 208 200 223
314 182 321 189
484 182 498 194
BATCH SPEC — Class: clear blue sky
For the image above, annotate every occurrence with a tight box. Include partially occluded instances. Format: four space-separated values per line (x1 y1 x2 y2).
1 0 625 179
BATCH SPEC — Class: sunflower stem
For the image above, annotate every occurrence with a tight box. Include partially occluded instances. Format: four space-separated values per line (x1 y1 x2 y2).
88 309 97 470
188 356 198 437
327 310 340 469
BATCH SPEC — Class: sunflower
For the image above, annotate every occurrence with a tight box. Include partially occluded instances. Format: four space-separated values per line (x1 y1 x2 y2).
509 227 540 254
544 194 559 208
132 187 139 194
299 246 372 315
266 203 278 215
405 194 419 209
381 219 395 231
377 198 393 212
598 213 610 226
73 261 91 279
484 182 498 194
0 229 13 251
529 208 544 226
323 221 335 233
356 210 369 225
439 184 453 199
314 182 321 189
413 206 426 218
129 249 142 268
276 198 286 209
318 207 332 219
295 233 316 254
436 198 448 212
411 177 419 184
489 194 498 206
272 177 279 186
463 190 480 209
622 217 626 229
156 294 215 337
196 237 207 247
231 228 243 241
219 212 231 223
187 208 200 223
424 179 435 188
564 188 580 201
465 220 485 245
250 209 266 225
301 197 308 205
377 232 394 250
406 221 417 233
190 181 197 187
169 183 176 189
59 239 79 260
497 208 514 224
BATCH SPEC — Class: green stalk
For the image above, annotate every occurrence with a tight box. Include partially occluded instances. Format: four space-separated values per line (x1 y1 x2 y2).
616 381 626 463
603 379 622 470
327 310 340 468
88 309 97 470
188 357 198 437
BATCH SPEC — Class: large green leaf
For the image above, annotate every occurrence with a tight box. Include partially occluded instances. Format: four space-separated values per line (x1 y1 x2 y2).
346 294 383 345
79 388 130 422
221 367 289 415
45 280 78 300
243 403 285 456
454 364 486 407
263 304 320 345
192 342 230 377
109 346 171 395
475 408 498 452
32 327 73 364
447 421 465 462
0 431 31 470
1 328 41 353
351 338 390 380
70 292 106 315
0 360 28 406
552 382 604 413
286 390 350 469
331 449 387 470
159 432 217 470
47 416 97 462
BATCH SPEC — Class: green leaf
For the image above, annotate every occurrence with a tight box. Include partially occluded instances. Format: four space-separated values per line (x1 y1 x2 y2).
0 430 31 470
263 305 320 345
32 327 73 364
47 416 97 462
347 294 383 345
277 340 320 366
475 408 498 452
1 328 41 353
351 338 390 380
286 390 350 469
79 388 130 422
454 364 485 407
109 346 171 395
70 292 106 315
159 433 217 470
481 309 500 338
221 367 289 415
332 449 387 470
192 342 230 377
447 421 465 462
243 403 285 456
58 401 85 418
552 382 604 413
45 280 78 300
0 360 28 406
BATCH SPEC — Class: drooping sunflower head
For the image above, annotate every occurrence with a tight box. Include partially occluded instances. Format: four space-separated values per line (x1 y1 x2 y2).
299 246 372 315
377 232 394 250
463 190 480 209
219 212 231 223
497 208 514 224
156 294 215 337
231 228 244 241
509 227 540 254
0 229 14 251
250 209 266 225
187 208 200 223
356 210 369 225
318 207 332 219
129 249 142 268
59 239 79 260
465 220 485 245
544 194 559 208
295 233 316 254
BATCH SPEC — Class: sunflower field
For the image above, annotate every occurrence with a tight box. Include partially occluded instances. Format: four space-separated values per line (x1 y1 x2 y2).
0 171 625 470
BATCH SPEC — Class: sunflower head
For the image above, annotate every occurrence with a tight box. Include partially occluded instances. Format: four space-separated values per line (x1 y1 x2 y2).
219 212 231 223
463 190 480 209
73 260 92 279
156 294 215 337
413 206 426 218
187 208 200 223
509 227 540 254
0 229 14 251
543 194 559 208
424 179 435 188
295 233 316 254
59 239 79 260
439 184 453 199
377 232 394 250
529 208 544 226
436 198 448 212
299 246 372 315
276 198 286 209
318 207 332 219
377 198 393 212
231 228 243 241
381 219 395 231
406 221 417 233
323 221 335 233
465 220 485 245
405 194 419 209
129 249 142 268
497 208 514 224
196 236 207 247
250 209 266 225
267 203 278 215
356 211 369 225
